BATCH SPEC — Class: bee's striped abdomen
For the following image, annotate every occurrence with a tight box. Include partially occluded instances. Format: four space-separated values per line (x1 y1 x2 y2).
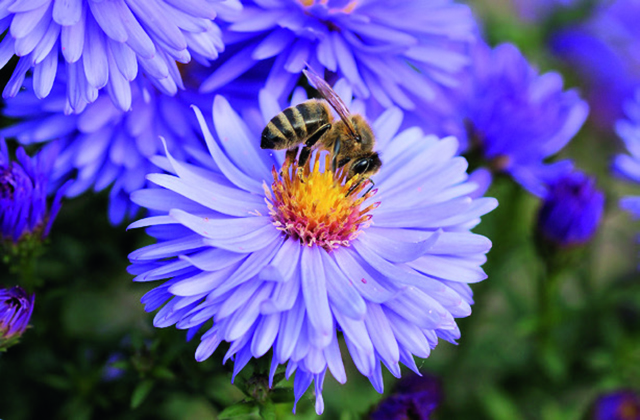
262 114 293 150
283 107 307 140
261 100 331 150
296 101 329 143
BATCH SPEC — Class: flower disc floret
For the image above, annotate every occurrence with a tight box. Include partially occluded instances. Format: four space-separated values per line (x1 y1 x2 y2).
267 154 377 251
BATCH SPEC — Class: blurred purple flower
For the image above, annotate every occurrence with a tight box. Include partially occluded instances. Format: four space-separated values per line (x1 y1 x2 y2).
614 89 640 219
371 374 442 420
515 0 581 22
536 171 604 247
551 0 640 128
0 66 215 225
1 138 66 244
203 0 476 111
102 353 126 382
593 390 640 420
464 42 589 197
0 0 240 113
127 89 496 414
0 286 35 345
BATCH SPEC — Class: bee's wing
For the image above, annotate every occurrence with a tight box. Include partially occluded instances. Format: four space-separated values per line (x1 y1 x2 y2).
303 68 358 139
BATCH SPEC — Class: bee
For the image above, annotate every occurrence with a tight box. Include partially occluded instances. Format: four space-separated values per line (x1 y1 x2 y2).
260 68 381 187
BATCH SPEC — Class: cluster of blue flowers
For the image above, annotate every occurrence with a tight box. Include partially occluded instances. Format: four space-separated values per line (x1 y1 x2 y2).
1 0 636 415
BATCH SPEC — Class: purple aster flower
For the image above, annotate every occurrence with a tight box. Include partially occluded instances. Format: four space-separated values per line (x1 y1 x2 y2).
1 138 66 245
536 171 604 247
202 0 476 112
0 0 240 113
0 286 35 348
592 390 640 420
371 374 442 420
0 65 217 225
464 42 589 197
614 89 640 219
551 0 640 128
128 88 496 413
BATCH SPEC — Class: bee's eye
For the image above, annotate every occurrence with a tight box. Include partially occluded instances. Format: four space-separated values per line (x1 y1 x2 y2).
352 159 370 175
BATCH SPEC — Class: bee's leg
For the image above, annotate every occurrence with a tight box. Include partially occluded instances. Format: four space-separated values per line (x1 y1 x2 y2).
280 148 299 178
363 178 375 196
298 123 331 169
305 124 331 148
298 146 312 168
331 139 341 173
285 148 298 166
346 178 363 197
346 178 375 197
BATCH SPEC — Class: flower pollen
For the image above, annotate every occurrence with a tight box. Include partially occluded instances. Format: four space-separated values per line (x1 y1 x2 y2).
299 0 358 14
266 153 378 252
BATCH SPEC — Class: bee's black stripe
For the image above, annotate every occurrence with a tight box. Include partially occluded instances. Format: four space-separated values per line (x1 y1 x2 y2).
297 104 315 127
271 113 296 140
284 107 306 139
297 102 327 138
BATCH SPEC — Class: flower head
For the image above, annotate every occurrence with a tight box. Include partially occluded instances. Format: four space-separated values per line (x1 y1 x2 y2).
371 374 442 420
592 390 640 420
0 0 240 112
514 0 580 22
536 171 604 247
0 286 35 348
0 138 65 245
128 88 496 413
1 68 215 225
614 89 640 219
464 42 589 196
551 0 640 127
203 0 476 111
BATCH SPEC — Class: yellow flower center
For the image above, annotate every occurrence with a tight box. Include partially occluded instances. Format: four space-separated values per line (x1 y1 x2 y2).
265 153 378 252
299 0 358 14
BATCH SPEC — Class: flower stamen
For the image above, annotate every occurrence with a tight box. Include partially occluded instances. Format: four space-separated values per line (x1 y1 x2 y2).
266 153 378 252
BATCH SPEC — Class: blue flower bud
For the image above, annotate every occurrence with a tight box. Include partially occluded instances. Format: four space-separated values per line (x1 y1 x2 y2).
0 286 35 349
592 390 640 420
537 171 605 247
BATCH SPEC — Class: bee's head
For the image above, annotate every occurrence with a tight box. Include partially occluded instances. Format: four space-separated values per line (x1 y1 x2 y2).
350 115 375 151
348 152 382 180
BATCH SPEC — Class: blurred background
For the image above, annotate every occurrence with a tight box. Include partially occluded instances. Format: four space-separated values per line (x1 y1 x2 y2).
1 0 639 419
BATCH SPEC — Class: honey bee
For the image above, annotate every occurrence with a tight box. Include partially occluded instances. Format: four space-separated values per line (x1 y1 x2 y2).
261 68 381 186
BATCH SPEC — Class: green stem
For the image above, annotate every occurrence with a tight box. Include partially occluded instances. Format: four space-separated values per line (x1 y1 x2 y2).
537 259 561 351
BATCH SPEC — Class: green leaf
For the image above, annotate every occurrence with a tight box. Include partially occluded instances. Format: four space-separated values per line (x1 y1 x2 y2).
152 366 176 380
269 388 295 404
218 401 258 419
40 374 72 391
480 386 524 420
131 379 155 409
259 400 276 420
